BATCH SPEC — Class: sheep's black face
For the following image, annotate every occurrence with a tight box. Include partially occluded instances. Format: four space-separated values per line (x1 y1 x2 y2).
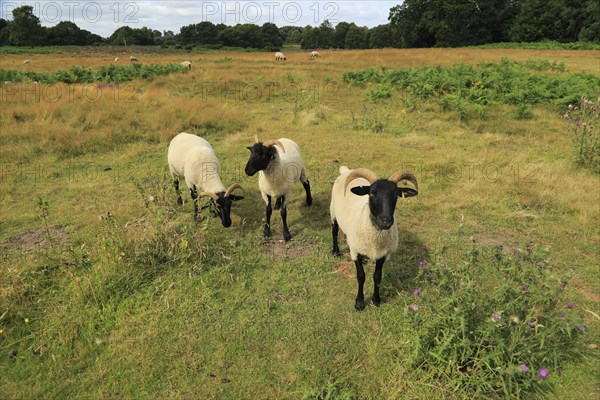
350 180 418 230
244 143 275 176
214 193 244 228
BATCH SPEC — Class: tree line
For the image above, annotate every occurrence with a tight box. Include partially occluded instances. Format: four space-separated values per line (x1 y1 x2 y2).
1 1 598 49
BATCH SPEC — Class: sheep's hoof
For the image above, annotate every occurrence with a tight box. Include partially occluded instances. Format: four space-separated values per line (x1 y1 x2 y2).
332 248 341 257
283 231 292 242
306 198 313 206
177 198 183 206
372 296 381 307
194 214 200 223
355 298 365 311
263 228 271 238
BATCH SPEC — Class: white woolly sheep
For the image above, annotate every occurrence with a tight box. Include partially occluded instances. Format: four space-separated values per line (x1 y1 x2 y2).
23 60 30 64
114 57 119 62
244 135 312 241
275 52 286 61
310 51 320 58
129 56 138 62
181 60 192 70
168 132 244 226
330 166 418 310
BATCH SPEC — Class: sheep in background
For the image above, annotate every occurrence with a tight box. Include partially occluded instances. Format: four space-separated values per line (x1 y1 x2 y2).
330 166 418 310
181 61 192 70
311 51 320 58
168 132 244 227
23 60 30 64
244 135 312 242
114 57 119 62
129 56 138 62
275 52 286 61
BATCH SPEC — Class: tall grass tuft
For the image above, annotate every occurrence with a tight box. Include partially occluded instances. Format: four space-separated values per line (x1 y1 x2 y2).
564 95 599 173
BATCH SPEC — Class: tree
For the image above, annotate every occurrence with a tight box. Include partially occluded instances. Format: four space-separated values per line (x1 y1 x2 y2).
332 22 351 48
261 22 283 49
344 24 367 49
579 0 600 41
0 19 10 45
300 26 319 49
318 20 334 48
280 26 303 44
9 5 47 46
369 24 393 48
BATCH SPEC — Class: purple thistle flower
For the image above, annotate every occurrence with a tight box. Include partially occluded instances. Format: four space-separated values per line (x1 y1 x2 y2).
578 325 586 332
411 303 419 311
441 260 447 268
520 364 529 373
418 260 428 267
559 312 565 318
538 368 548 379
528 322 535 328
566 302 574 309
520 285 528 293
492 314 501 322
414 289 421 296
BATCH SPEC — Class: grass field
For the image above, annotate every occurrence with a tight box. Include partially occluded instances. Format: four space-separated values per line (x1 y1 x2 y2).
1 47 599 399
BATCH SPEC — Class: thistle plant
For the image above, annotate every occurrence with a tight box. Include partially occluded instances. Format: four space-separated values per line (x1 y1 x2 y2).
564 95 599 173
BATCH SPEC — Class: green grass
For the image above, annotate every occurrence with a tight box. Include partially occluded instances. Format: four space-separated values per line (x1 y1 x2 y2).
1 49 598 399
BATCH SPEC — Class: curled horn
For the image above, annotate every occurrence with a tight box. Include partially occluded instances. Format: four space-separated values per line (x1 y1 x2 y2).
344 168 379 194
263 139 285 153
388 170 419 191
199 191 219 201
224 183 242 198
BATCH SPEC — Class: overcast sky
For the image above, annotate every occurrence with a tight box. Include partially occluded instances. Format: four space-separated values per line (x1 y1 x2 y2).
1 1 402 37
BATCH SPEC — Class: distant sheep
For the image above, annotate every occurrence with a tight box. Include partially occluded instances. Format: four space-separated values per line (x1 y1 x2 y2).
168 132 244 226
23 60 30 64
244 135 312 241
330 166 418 310
275 52 286 61
181 60 192 70
129 56 138 62
310 51 320 58
114 57 119 62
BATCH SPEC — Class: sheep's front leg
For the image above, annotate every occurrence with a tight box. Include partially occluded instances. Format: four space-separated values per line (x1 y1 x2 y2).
280 196 292 242
354 255 366 311
332 219 341 256
302 180 312 206
174 179 183 206
263 195 272 238
372 257 385 307
190 186 200 222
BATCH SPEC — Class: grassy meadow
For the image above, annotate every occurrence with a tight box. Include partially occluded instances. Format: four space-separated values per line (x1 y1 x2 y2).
1 47 599 399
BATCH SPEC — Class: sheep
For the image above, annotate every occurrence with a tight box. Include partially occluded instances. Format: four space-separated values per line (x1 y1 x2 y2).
310 51 320 58
181 60 192 70
129 56 138 62
330 166 419 310
168 132 244 227
275 52 286 61
114 57 119 62
244 135 312 241
23 60 30 64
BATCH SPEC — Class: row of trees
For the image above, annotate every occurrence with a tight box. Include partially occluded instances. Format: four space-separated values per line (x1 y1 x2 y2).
1 2 599 48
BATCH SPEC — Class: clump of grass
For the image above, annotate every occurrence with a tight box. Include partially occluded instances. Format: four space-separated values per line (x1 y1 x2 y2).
351 99 392 133
407 244 586 397
563 95 599 173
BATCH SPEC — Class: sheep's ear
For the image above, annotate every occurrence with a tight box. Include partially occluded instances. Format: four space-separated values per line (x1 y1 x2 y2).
397 187 418 198
350 186 370 196
230 195 244 201
246 146 252 151
268 146 277 159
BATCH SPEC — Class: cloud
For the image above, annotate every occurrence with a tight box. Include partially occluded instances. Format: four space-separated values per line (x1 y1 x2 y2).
1 1 401 37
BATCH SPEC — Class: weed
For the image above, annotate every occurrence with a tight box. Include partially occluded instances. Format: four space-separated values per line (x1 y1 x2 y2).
564 95 600 173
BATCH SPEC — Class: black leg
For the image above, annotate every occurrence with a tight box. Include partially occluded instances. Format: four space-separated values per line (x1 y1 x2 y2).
354 255 366 311
174 179 182 206
280 196 291 242
263 195 272 237
332 220 341 256
190 186 199 222
373 257 385 307
302 180 312 206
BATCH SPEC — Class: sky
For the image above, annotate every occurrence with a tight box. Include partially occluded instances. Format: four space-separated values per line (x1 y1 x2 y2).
0 1 402 37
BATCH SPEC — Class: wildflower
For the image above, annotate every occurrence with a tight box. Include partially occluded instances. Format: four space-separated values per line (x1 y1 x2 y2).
411 303 419 311
578 325 586 332
492 314 501 322
509 316 520 324
559 312 565 318
418 260 428 267
441 260 447 268
0 328 4 334
520 285 528 293
413 289 421 296
520 364 529 372
24 318 29 324
528 322 535 328
566 302 574 309
538 368 548 379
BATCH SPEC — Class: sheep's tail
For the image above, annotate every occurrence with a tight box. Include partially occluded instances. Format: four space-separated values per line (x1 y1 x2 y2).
339 166 350 175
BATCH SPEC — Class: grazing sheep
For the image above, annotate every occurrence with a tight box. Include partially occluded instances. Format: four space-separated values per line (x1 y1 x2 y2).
310 51 320 58
275 52 286 61
181 60 192 70
129 56 138 62
23 60 30 64
244 135 312 241
114 57 119 62
168 132 244 227
330 166 418 310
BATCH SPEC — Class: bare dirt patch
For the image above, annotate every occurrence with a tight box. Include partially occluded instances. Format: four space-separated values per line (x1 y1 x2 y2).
261 236 315 259
1 225 69 253
335 260 355 280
